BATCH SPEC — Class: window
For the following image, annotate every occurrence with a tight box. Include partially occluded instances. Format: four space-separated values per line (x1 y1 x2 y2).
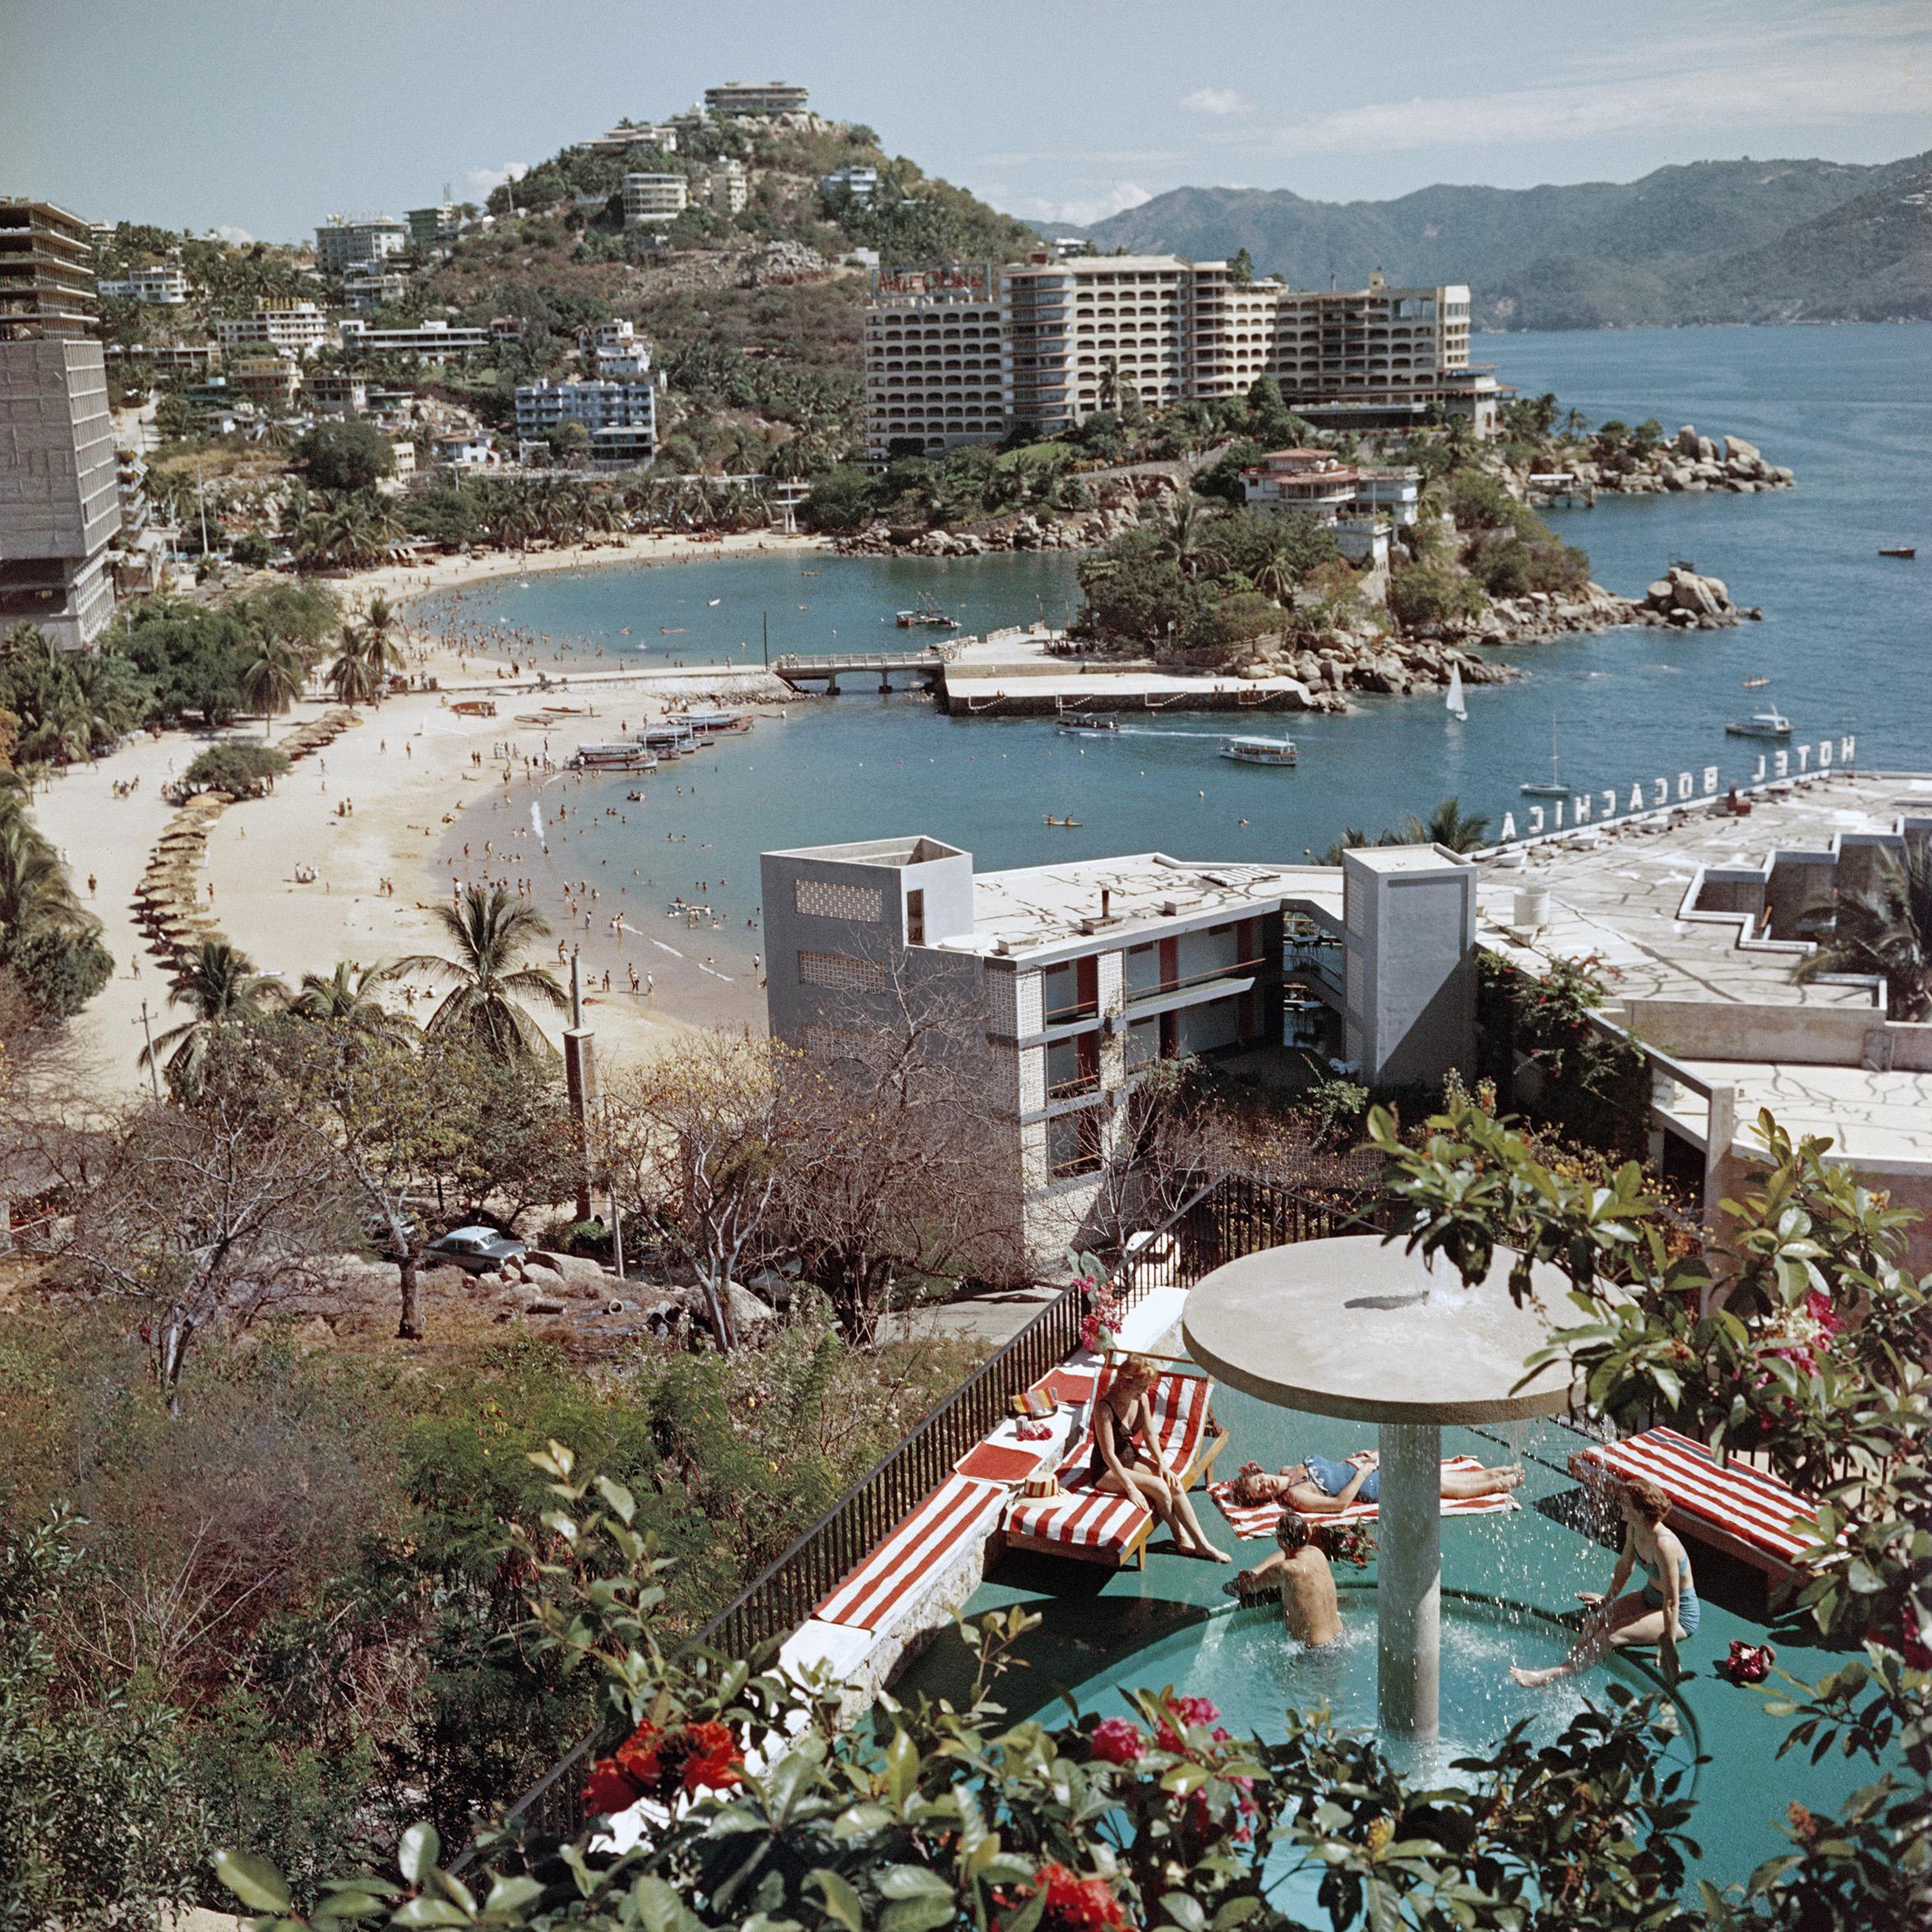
1047 1107 1104 1179
794 876 882 922
797 950 887 992
1042 954 1099 1021
905 888 925 945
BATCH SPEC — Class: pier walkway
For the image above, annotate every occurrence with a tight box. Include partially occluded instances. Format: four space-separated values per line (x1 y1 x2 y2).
772 649 947 694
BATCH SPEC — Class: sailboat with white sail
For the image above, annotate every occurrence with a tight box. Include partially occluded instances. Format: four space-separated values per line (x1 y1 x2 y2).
1445 663 1467 721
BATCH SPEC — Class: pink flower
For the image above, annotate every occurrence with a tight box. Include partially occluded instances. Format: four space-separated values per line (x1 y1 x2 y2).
1089 1717 1145 1765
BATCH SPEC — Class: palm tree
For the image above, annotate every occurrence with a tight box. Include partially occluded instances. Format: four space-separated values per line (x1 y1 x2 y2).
1797 844 1932 1019
0 809 83 937
385 884 568 1060
1151 492 1213 578
141 938 286 1093
287 961 416 1043
326 640 381 705
241 631 306 737
1401 797 1493 853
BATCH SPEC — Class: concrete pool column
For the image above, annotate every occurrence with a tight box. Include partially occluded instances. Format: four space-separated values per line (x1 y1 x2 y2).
1181 1235 1580 1741
1378 1420 1443 1736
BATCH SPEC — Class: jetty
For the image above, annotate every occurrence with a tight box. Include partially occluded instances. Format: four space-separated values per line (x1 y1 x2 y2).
937 626 1313 717
772 649 947 695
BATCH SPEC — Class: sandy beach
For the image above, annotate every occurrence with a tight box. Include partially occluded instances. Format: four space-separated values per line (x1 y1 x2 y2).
36 531 823 1102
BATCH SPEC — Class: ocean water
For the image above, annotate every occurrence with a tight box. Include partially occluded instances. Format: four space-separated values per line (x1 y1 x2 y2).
426 324 1930 1023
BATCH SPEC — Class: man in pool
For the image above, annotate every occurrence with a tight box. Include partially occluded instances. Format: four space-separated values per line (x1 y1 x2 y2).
1227 1451 1524 1515
1226 1511 1343 1646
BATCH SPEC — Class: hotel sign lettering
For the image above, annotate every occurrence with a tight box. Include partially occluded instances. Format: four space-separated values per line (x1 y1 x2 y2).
1497 734 1856 844
872 261 995 301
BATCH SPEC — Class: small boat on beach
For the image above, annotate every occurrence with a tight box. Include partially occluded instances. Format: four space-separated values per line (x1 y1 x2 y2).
680 709 753 736
1057 714 1120 733
1878 546 1916 559
1218 735 1297 766
569 743 659 773
1726 708 1794 739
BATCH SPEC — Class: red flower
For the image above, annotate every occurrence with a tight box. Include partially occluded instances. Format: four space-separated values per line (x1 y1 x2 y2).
1089 1717 1145 1765
582 1756 642 1814
614 1719 666 1790
676 1718 745 1794
1157 1694 1223 1751
1033 1863 1129 1932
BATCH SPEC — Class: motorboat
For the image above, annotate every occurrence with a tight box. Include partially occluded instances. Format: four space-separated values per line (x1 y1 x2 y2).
894 594 958 628
1057 714 1120 733
1878 546 1916 559
569 743 659 772
1726 709 1794 739
679 708 753 735
1218 735 1297 766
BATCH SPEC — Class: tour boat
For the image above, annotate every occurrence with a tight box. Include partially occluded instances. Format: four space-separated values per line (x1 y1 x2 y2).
1878 546 1916 559
1057 714 1121 733
569 743 659 772
1218 735 1298 766
639 723 696 756
894 594 958 628
1741 675 1772 689
1726 708 1794 739
680 708 753 735
1043 815 1084 827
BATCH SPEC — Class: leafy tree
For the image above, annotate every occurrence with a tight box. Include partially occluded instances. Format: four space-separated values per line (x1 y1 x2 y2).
180 742 289 797
798 464 881 534
1796 844 1932 1019
1388 558 1486 631
139 938 285 1097
386 884 567 1061
293 420 395 493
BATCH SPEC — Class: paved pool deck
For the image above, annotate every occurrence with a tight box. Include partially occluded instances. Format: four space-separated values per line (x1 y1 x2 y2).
893 1377 1884 1894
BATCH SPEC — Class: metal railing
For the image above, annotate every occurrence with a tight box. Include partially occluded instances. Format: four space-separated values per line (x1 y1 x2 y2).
468 1172 1374 1855
1127 955 1269 1004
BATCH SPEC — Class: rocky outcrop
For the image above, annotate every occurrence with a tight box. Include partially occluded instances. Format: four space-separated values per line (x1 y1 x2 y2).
1629 563 1759 629
1460 580 1648 644
1531 424 1794 502
1231 628 1520 706
834 501 1141 557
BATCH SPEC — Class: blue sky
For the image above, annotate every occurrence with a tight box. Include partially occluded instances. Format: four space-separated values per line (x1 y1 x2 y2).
5 0 1928 240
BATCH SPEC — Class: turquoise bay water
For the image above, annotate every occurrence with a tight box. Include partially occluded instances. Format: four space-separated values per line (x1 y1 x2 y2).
423 325 1929 1020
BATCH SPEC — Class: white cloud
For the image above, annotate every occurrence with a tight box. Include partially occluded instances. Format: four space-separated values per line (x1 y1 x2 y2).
1181 88 1253 118
1230 11 1931 157
208 224 253 245
465 160 530 193
1015 181 1154 228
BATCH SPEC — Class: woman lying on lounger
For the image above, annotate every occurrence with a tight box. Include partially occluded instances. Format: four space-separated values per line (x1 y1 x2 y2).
1227 1451 1525 1515
1510 1477 1699 1689
1091 1355 1230 1563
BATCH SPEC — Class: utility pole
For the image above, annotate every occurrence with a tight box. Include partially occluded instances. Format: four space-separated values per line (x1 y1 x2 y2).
562 947 598 1223
139 1001 160 1098
761 608 769 666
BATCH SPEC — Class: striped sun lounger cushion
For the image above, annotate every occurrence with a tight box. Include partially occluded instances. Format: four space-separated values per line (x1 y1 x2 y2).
1573 1427 1817 1565
813 1474 1009 1631
1209 1456 1520 1540
1003 1372 1216 1557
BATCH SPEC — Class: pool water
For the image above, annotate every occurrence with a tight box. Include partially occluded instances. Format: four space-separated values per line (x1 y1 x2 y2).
1059 1588 1694 1788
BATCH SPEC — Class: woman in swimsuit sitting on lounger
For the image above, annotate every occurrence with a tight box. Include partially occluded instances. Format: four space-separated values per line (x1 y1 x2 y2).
1091 1355 1230 1563
1510 1477 1699 1689
1228 1451 1525 1515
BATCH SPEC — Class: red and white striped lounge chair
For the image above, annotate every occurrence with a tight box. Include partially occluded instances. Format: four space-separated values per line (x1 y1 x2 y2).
814 1474 1010 1632
1208 1454 1521 1540
1568 1426 1819 1581
1000 1370 1228 1569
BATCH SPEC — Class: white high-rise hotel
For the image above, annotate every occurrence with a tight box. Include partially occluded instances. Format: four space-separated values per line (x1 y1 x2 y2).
865 252 1492 460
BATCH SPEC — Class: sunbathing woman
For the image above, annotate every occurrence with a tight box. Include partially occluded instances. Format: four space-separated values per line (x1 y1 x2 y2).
1091 1355 1230 1563
1510 1477 1699 1689
1227 1451 1525 1515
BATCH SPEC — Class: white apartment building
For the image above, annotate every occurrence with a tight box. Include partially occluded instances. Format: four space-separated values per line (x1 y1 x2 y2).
210 298 332 359
820 165 879 203
1240 446 1422 563
106 341 216 371
697 159 748 215
97 265 187 304
705 81 809 117
622 173 688 228
513 375 657 469
337 317 490 363
586 122 679 154
866 255 1497 456
583 318 649 375
406 204 463 250
314 215 409 275
862 263 1006 460
761 837 1475 1263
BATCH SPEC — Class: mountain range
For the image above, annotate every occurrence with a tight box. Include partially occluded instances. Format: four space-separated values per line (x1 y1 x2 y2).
1056 154 1932 330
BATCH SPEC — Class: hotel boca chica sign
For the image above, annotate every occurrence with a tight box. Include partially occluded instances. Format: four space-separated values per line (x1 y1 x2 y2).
1497 733 1856 844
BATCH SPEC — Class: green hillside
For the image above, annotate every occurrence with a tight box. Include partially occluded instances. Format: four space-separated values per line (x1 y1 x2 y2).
1067 154 1932 328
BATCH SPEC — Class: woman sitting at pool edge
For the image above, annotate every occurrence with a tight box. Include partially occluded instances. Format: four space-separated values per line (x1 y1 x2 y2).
1228 1451 1525 1515
1090 1354 1230 1563
1510 1477 1699 1689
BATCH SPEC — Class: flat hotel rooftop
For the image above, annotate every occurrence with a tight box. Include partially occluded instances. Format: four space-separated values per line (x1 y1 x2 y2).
946 855 1343 958
1477 770 1932 1010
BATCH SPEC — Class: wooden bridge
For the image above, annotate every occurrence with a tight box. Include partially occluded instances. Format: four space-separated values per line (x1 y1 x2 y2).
771 649 947 694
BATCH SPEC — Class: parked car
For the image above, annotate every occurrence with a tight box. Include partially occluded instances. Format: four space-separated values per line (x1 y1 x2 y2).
422 1225 528 1274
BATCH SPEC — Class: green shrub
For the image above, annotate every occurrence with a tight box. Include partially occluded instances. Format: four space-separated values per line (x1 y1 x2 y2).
6 923 113 1020
181 741 290 796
